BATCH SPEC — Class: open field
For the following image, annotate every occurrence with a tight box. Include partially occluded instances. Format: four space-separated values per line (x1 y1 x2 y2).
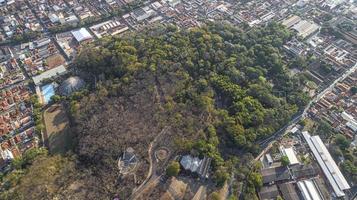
43 103 72 154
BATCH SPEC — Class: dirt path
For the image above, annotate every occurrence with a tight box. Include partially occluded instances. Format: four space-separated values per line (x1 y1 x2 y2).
129 126 170 200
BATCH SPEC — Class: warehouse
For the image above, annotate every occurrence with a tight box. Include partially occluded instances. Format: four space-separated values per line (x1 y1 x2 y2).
292 20 320 39
71 28 93 43
302 131 350 197
297 179 323 200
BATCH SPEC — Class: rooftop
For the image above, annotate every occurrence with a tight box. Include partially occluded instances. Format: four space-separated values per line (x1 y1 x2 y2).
71 28 93 42
302 131 350 197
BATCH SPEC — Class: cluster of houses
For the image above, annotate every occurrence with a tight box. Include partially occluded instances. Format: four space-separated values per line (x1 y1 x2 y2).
28 0 79 29
13 37 67 77
0 83 38 172
308 71 357 141
0 0 42 43
0 47 25 89
259 129 351 200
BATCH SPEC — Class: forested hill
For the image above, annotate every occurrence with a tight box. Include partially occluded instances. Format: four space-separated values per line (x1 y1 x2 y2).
1 22 310 200
75 22 309 150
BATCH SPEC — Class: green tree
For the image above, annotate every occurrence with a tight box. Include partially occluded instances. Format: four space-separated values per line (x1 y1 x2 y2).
210 192 221 200
213 166 229 187
50 95 61 103
248 172 263 189
280 155 290 166
166 161 180 177
334 134 350 150
350 86 357 95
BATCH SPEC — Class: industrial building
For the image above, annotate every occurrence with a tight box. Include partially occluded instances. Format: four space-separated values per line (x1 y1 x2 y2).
297 179 324 200
281 15 320 39
302 131 350 197
282 15 301 28
292 20 320 39
71 28 93 43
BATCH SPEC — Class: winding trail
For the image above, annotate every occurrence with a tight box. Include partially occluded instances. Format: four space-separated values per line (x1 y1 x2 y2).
129 126 170 200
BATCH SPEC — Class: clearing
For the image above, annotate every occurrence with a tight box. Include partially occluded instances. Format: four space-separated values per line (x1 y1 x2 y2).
43 103 72 154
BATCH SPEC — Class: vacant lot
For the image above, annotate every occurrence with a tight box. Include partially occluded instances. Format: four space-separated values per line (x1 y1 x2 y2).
43 103 72 154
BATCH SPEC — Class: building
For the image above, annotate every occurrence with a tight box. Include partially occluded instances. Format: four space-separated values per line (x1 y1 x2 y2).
278 182 300 200
297 179 324 200
131 6 156 21
166 0 181 7
71 28 93 43
118 147 138 174
180 155 211 178
58 76 85 96
266 153 273 166
292 20 320 39
0 47 12 62
261 166 291 185
258 185 279 200
90 20 129 38
280 147 299 165
302 131 350 197
290 164 318 179
323 0 346 9
282 15 301 28
32 65 67 85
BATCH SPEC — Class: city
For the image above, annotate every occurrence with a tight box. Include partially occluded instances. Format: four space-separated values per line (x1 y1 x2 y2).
0 0 356 199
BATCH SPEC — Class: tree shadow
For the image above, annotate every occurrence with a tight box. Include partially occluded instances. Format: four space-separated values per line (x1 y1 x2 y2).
48 124 75 155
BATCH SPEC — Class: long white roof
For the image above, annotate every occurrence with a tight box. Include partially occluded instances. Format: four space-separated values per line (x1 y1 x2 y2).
297 179 322 200
302 131 350 197
32 65 67 85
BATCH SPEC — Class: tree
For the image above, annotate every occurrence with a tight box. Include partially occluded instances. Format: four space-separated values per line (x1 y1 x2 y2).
50 95 61 103
210 192 221 200
280 156 290 166
166 161 180 177
248 172 263 189
350 86 357 95
316 120 334 139
334 134 350 150
213 166 229 187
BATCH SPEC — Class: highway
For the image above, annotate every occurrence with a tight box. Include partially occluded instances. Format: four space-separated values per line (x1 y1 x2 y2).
257 61 357 150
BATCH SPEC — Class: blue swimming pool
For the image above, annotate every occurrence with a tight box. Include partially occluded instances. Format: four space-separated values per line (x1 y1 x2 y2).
41 84 55 104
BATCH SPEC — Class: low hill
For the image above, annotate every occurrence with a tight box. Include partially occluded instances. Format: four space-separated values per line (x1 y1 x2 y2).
1 22 309 199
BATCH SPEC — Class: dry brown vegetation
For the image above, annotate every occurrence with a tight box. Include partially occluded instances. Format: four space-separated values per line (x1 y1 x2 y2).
43 103 72 154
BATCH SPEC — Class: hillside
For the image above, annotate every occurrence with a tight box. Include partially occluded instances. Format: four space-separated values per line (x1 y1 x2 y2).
0 22 309 199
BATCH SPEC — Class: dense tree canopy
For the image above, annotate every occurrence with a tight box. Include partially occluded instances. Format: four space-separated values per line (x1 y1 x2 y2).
75 22 306 152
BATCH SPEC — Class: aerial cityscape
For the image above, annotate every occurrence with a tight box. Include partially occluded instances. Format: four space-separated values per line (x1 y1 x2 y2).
0 0 356 199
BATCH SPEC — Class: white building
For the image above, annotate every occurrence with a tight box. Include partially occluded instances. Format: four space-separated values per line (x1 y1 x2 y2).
302 131 350 197
281 147 299 165
71 28 93 43
341 111 357 133
297 179 323 200
0 149 14 160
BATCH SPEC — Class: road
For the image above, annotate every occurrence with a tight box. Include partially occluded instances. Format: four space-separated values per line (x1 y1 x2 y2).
129 126 170 200
258 61 357 151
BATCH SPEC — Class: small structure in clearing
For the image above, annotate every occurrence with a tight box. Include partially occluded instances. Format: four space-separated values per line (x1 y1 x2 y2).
58 76 85 96
180 155 211 178
118 147 138 175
